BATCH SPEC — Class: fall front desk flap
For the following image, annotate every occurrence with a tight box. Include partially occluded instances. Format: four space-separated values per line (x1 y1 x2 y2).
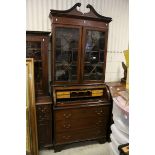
53 84 111 107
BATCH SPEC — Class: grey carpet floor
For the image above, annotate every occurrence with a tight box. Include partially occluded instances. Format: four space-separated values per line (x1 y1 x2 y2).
39 142 111 155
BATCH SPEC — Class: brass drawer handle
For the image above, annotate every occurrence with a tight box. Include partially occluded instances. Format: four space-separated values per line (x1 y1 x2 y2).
63 124 71 129
63 113 72 118
96 120 103 125
95 110 105 115
97 112 104 115
62 135 71 140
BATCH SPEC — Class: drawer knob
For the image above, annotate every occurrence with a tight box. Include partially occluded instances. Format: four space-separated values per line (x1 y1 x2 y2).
63 124 71 129
63 113 72 118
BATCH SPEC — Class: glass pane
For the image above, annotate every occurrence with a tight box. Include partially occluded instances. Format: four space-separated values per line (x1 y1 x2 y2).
55 27 79 82
84 30 105 80
26 41 42 92
26 41 41 60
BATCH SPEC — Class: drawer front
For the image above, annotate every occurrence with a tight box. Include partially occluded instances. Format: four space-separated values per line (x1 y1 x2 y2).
55 128 106 144
36 104 52 122
55 116 109 133
55 105 110 121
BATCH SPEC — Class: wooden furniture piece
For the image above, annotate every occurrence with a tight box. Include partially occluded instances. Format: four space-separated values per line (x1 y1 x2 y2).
26 58 38 155
26 31 50 96
106 82 127 98
36 96 53 149
26 32 53 150
49 3 112 85
49 3 112 152
52 84 112 152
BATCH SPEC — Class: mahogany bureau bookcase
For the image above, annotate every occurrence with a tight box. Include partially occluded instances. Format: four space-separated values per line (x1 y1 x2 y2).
49 3 113 152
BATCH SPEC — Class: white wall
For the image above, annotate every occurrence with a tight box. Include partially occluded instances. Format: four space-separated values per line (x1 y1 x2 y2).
26 0 129 82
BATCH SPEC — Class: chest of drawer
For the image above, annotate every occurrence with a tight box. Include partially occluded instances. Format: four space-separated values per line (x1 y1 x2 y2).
55 105 110 121
55 127 106 144
55 115 109 133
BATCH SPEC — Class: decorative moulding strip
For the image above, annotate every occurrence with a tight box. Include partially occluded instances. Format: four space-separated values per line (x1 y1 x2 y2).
49 3 112 23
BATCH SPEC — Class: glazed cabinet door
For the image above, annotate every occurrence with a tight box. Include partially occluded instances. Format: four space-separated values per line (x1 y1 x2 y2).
53 25 82 84
81 28 108 82
26 34 49 96
26 41 43 94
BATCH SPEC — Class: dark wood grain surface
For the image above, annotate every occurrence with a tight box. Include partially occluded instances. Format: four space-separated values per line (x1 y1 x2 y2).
106 82 126 98
36 96 53 149
49 3 112 152
26 32 49 96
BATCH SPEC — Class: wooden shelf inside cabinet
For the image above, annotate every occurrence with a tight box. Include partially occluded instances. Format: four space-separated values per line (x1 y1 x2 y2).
84 62 104 64
27 47 41 52
34 60 42 62
84 73 103 77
